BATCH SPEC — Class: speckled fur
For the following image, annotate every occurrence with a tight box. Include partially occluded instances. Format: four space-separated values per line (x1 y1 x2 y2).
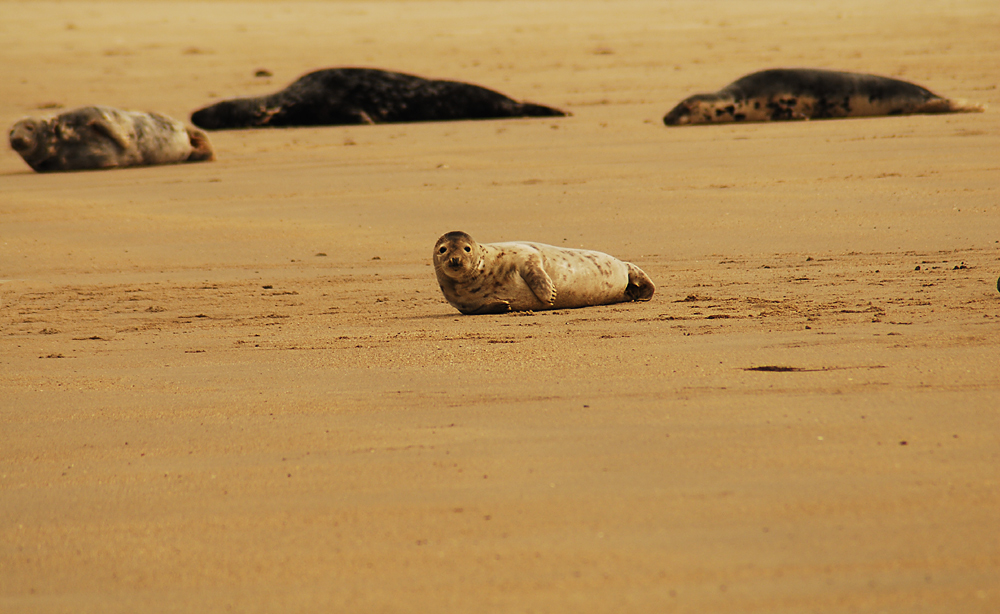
433 231 655 315
191 67 566 130
9 106 214 172
664 68 985 126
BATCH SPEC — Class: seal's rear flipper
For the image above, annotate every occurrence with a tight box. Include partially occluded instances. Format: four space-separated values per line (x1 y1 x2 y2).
518 102 569 117
921 98 987 114
625 263 655 302
186 128 215 162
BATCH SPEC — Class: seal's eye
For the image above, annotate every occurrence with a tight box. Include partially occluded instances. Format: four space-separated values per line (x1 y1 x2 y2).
464 246 471 252
438 246 447 254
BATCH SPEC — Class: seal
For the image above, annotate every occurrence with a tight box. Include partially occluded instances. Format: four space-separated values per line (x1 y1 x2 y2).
663 68 986 125
433 231 655 315
190 67 566 129
8 106 214 172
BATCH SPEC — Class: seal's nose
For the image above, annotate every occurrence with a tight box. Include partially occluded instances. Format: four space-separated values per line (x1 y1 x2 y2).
10 135 30 151
448 257 461 267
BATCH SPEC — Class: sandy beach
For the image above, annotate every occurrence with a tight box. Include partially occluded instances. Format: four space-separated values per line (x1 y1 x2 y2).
2 1 998 612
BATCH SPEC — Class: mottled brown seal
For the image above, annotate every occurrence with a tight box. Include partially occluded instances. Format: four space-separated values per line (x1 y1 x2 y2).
663 68 986 126
190 67 566 130
433 231 655 315
8 106 214 172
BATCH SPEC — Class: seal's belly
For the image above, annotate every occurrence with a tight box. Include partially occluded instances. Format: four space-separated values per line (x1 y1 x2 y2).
488 274 547 310
462 248 630 311
725 94 924 122
540 248 629 309
446 256 545 312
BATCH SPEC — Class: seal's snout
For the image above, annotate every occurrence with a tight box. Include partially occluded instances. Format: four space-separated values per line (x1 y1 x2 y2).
9 122 36 151
448 257 462 268
191 102 244 130
663 103 691 126
10 134 32 151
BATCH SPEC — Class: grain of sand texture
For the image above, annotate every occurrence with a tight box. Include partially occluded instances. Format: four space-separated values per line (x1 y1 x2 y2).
2 1 999 612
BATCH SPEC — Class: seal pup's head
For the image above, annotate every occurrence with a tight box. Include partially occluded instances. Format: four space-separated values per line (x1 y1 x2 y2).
663 93 738 126
433 231 484 280
8 118 56 167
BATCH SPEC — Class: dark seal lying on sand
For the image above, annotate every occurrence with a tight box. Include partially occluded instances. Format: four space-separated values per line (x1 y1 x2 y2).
191 67 567 129
663 68 985 126
9 106 214 172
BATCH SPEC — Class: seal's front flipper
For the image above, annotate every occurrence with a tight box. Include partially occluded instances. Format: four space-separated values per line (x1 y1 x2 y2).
258 106 282 126
89 116 131 150
519 256 557 306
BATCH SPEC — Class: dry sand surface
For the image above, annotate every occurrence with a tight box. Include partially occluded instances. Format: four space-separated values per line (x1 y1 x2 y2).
2 1 999 612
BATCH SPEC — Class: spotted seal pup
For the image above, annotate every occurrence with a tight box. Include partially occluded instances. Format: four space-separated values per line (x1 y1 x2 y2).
190 67 566 129
8 106 214 172
433 231 655 315
663 68 986 125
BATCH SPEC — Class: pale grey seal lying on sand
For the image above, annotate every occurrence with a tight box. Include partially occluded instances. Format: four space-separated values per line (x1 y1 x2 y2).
433 231 655 315
9 106 214 172
190 67 566 129
663 68 985 125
